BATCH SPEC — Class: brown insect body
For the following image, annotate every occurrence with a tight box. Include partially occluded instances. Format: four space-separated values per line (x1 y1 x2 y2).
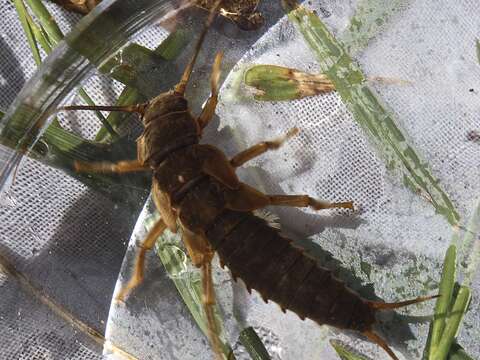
137 87 418 360
60 3 436 359
207 207 377 333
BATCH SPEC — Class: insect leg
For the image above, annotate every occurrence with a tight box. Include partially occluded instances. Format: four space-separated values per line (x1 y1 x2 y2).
267 194 354 210
74 159 149 173
182 229 223 359
197 52 223 129
230 127 299 167
116 218 167 302
201 260 223 360
225 183 353 211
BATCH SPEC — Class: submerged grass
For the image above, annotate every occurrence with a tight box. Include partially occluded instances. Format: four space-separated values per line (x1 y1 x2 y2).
281 2 459 225
330 340 367 360
238 327 271 360
423 241 473 359
244 65 334 101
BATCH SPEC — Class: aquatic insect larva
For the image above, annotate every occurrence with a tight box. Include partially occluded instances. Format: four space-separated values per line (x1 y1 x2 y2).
57 2 437 358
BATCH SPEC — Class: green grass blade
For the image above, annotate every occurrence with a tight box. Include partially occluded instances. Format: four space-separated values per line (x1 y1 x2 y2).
330 340 368 360
24 0 64 43
460 199 480 286
283 3 459 225
77 88 118 139
433 286 471 360
448 343 475 360
98 43 181 97
339 0 409 56
428 245 457 357
12 0 42 65
244 65 334 101
238 327 271 360
94 87 143 143
154 28 191 61
14 0 115 137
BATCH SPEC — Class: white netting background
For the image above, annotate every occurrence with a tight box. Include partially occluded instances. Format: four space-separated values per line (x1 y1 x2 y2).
1 0 479 359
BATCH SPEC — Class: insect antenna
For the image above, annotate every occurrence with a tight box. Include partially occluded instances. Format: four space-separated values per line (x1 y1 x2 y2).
174 0 224 95
55 103 148 115
368 294 440 310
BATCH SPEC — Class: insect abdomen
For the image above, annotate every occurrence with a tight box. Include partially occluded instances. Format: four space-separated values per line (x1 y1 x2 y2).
206 210 376 331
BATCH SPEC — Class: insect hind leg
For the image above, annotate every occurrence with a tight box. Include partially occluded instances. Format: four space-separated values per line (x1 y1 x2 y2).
182 229 224 359
225 183 354 212
116 219 167 302
201 260 224 360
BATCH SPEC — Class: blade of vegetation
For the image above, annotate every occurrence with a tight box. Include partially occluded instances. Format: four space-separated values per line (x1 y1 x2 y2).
154 28 191 61
434 286 471 360
40 122 150 205
5 0 146 205
283 2 459 225
13 0 42 65
24 0 63 43
77 87 118 139
339 0 410 56
94 87 143 143
238 327 271 360
19 0 115 136
98 42 183 98
448 343 475 360
330 339 368 360
428 245 457 357
244 65 334 101
424 236 474 360
460 199 480 287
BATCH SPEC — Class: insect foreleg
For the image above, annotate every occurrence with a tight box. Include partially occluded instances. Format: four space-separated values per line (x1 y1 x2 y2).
116 219 167 302
74 159 149 173
197 52 224 130
230 127 299 167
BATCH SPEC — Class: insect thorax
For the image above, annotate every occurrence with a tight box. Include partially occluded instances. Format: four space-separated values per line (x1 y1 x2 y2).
141 92 199 167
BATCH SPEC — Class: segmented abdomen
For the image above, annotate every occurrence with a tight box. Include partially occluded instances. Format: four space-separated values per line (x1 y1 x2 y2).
206 210 376 332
